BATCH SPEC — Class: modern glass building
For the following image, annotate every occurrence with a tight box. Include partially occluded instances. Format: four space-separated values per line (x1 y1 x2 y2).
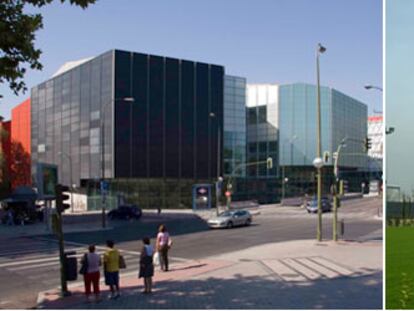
244 82 368 198
246 84 279 178
31 49 225 208
223 75 246 177
279 83 367 168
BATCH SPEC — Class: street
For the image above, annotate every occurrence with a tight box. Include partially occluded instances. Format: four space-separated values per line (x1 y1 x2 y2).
0 197 381 308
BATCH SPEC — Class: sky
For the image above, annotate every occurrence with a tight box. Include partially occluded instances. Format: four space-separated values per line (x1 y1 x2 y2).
387 0 414 193
1 0 382 122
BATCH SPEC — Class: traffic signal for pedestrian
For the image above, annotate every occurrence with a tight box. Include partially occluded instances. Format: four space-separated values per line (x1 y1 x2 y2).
56 184 70 214
364 137 372 151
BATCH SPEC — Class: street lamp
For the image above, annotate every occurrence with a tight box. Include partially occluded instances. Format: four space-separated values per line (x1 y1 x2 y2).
209 112 222 216
316 43 326 242
364 85 383 92
58 151 74 213
332 138 347 241
101 97 135 228
364 85 383 114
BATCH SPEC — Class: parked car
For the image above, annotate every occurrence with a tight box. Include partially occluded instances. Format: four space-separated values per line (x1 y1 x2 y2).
207 210 252 229
107 204 142 220
305 196 332 213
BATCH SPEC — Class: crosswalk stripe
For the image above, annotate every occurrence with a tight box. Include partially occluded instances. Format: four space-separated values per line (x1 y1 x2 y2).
262 259 306 282
309 257 353 276
295 257 339 278
281 258 321 280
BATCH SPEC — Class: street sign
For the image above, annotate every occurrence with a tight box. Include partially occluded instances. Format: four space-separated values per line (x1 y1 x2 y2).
100 180 109 194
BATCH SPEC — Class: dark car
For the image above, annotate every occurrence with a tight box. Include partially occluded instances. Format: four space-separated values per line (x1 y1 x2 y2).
108 204 142 220
305 196 332 213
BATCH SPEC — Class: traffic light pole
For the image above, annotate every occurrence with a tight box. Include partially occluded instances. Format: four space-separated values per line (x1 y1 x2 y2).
55 184 71 297
57 211 70 296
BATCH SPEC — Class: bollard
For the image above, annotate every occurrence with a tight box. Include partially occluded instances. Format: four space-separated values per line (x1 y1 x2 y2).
340 219 345 237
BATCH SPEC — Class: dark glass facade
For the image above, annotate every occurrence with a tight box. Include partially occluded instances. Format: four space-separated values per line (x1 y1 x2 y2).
31 50 224 190
113 50 224 180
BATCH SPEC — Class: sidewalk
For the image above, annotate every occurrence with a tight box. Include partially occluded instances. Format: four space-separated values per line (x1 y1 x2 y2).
37 239 382 309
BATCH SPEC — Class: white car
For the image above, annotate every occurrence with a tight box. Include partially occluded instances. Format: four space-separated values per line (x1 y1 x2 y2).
207 210 252 229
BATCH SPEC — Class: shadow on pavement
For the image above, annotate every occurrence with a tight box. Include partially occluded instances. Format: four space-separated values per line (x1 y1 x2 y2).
41 271 382 309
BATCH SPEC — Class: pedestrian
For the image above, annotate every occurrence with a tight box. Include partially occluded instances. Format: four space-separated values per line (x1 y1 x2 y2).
80 245 101 303
103 240 121 299
139 237 154 294
156 224 172 272
6 209 14 226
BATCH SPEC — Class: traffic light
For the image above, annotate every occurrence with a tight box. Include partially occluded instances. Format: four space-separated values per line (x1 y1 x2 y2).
266 157 273 169
56 184 70 214
364 137 372 151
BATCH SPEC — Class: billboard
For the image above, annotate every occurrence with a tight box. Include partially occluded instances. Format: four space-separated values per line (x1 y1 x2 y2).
36 163 58 198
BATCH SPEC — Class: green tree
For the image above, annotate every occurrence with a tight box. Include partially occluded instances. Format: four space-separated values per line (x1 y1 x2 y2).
0 0 96 99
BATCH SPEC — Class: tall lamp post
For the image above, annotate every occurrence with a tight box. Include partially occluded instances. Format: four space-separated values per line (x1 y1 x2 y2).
315 43 326 242
209 112 222 216
332 138 347 241
364 85 383 114
101 97 135 228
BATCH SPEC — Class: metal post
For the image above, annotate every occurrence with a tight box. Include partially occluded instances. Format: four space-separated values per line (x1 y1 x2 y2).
101 102 108 228
56 212 69 296
216 123 221 216
316 46 323 242
282 166 285 202
333 190 338 241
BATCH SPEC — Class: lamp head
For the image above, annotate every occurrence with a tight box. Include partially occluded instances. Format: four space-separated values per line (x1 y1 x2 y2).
317 43 326 54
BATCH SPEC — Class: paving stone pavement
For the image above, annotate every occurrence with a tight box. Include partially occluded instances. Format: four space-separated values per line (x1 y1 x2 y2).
37 239 382 309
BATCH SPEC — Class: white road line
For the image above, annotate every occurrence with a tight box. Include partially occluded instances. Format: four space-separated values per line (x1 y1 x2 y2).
309 257 354 276
0 247 83 258
281 258 321 280
262 259 306 282
295 258 339 279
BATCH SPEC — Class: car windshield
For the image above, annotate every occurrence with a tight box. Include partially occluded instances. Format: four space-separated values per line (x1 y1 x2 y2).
218 211 235 217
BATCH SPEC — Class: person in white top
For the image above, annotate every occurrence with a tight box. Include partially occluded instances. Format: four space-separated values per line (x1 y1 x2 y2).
139 237 154 294
81 245 101 302
156 224 172 272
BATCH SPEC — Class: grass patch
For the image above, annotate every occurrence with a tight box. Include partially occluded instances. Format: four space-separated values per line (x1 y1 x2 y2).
387 226 414 309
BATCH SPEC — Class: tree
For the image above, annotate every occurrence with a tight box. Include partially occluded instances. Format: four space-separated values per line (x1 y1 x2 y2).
0 0 96 99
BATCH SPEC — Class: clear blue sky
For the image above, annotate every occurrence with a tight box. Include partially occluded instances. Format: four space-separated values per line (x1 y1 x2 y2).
0 0 382 120
387 0 414 193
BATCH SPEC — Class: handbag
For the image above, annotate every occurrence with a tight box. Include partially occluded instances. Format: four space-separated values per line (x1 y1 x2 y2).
119 254 127 269
153 251 160 266
79 254 88 275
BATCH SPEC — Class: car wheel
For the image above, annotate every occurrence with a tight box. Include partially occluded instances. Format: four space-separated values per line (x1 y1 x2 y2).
227 221 233 229
245 218 252 226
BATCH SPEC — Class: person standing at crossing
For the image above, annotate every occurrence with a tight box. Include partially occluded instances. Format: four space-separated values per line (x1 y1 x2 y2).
103 240 121 299
80 245 101 303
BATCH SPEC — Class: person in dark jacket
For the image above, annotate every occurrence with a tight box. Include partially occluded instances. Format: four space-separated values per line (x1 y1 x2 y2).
139 237 154 294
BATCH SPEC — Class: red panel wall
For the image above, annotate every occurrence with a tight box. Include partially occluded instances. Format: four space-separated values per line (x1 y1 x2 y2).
10 98 31 189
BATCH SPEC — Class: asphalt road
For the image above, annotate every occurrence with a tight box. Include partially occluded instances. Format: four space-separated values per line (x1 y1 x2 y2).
0 196 381 308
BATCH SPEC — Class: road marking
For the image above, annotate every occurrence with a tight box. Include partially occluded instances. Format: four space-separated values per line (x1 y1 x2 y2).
262 259 306 282
281 258 321 280
309 256 353 276
295 258 339 278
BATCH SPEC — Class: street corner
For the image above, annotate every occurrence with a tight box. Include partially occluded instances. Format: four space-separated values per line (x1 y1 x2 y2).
36 259 235 309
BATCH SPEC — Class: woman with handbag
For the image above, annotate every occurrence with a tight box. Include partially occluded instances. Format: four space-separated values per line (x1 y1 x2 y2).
156 224 172 272
80 245 101 303
138 237 154 294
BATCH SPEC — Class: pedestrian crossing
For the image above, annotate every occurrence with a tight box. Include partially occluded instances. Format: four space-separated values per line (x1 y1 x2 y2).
0 238 144 281
262 256 356 283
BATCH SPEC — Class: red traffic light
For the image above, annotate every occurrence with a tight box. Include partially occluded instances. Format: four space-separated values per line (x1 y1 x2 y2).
225 191 231 197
